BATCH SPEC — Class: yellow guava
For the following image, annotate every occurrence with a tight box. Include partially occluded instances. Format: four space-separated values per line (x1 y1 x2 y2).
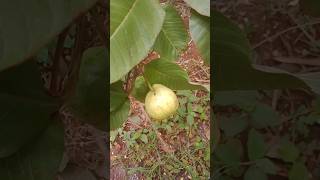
145 84 179 121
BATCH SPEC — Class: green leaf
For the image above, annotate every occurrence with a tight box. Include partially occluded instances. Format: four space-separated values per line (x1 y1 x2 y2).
140 134 148 144
300 0 320 17
250 103 280 129
244 166 268 180
0 0 98 72
256 158 277 175
254 65 320 95
212 10 307 91
110 81 128 112
214 90 259 108
153 4 189 61
0 120 64 180
289 162 309 180
184 0 210 17
131 76 149 102
190 10 210 65
68 47 107 131
277 139 300 163
110 81 130 130
110 0 165 83
144 58 204 90
220 115 248 137
215 139 243 165
247 129 267 160
187 114 194 126
0 60 58 158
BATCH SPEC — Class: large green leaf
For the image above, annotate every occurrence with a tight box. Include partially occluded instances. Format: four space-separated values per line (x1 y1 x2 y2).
212 9 307 91
110 81 130 130
254 65 320 95
144 58 205 90
68 47 107 131
110 0 165 83
153 4 189 61
0 60 58 158
0 120 64 180
183 0 210 17
190 10 210 65
0 0 98 72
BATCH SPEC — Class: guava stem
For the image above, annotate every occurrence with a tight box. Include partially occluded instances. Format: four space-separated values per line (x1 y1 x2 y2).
143 75 154 91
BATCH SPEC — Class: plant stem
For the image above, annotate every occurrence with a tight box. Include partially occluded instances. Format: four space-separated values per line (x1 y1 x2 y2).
143 74 154 91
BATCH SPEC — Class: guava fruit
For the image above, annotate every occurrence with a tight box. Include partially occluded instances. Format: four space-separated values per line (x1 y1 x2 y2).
145 84 179 121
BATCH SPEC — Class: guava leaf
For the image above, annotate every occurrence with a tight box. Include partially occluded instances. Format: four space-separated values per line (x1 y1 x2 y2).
153 4 189 61
131 76 149 102
190 10 210 65
68 46 107 131
0 60 58 158
110 81 130 130
0 120 64 180
0 0 98 72
110 0 165 83
183 0 210 17
144 58 206 90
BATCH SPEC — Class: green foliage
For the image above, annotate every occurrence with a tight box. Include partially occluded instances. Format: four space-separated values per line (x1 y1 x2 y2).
110 81 130 130
0 121 64 180
183 0 210 17
0 0 98 72
247 129 267 161
0 60 58 158
112 90 209 178
212 9 308 91
190 10 210 65
110 0 165 83
153 4 189 61
68 46 107 131
144 58 205 90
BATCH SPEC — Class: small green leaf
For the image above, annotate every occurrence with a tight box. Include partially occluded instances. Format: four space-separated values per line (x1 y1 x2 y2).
247 129 267 160
251 103 280 129
140 134 148 144
215 139 243 165
244 166 268 180
256 158 278 175
289 162 309 180
220 115 248 137
277 139 300 163
132 131 141 140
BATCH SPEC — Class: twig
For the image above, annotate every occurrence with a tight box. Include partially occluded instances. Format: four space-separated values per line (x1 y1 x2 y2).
50 27 70 96
253 21 320 49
